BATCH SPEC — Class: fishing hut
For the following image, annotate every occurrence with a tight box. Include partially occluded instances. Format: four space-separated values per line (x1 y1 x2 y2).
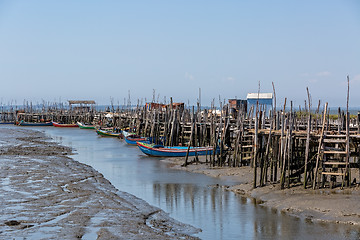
8 76 360 191
68 100 96 113
228 99 247 118
247 93 273 116
145 102 184 111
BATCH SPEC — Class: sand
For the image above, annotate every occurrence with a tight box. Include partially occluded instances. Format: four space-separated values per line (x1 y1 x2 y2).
0 128 199 239
163 156 360 227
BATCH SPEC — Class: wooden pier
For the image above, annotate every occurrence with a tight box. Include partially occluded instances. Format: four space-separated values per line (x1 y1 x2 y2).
2 92 360 190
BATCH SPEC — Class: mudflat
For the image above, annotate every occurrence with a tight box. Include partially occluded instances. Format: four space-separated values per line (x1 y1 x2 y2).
0 127 199 239
164 156 360 226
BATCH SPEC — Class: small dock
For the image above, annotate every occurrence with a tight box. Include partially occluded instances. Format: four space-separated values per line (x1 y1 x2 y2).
2 87 360 190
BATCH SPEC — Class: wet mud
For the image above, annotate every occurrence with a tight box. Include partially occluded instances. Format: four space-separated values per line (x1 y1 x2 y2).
0 128 200 239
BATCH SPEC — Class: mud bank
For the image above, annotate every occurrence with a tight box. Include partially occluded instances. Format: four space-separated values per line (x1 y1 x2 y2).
163 157 360 227
0 128 199 239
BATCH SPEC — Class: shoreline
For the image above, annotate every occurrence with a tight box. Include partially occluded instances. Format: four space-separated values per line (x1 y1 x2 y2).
0 127 199 239
162 156 360 226
2 126 359 239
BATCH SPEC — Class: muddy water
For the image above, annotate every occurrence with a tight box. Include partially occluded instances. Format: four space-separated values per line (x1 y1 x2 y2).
27 127 359 240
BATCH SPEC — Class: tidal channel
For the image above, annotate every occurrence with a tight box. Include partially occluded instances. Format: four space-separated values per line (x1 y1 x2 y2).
27 127 359 239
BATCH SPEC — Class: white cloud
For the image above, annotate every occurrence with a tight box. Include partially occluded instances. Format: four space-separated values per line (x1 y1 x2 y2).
308 78 318 83
222 76 235 83
352 74 360 81
301 73 310 77
316 71 331 77
304 71 331 84
227 77 235 82
185 72 194 80
349 74 360 85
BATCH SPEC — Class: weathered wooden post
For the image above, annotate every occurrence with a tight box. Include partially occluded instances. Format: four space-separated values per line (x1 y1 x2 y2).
343 76 350 188
253 104 259 188
184 106 195 166
304 87 311 188
313 102 328 190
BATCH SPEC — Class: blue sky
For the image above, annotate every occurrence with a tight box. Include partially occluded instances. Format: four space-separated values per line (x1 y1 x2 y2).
0 0 359 107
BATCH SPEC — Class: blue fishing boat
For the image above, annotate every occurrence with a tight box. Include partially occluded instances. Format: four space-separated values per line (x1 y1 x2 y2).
0 122 14 125
124 134 149 145
18 121 53 126
137 142 218 157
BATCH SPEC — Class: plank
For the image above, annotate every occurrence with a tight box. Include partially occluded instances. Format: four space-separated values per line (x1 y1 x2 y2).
322 162 347 165
323 150 348 154
321 172 345 176
323 139 347 143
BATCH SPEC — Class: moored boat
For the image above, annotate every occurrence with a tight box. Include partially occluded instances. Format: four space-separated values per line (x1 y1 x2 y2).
121 130 132 138
52 122 79 127
0 122 14 125
18 121 53 126
77 122 96 129
96 129 122 138
124 134 149 145
136 142 217 157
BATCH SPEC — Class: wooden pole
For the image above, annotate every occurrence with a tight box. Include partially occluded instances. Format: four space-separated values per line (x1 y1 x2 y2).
253 103 259 188
184 106 195 166
342 76 350 188
287 101 293 188
313 102 328 190
304 87 311 188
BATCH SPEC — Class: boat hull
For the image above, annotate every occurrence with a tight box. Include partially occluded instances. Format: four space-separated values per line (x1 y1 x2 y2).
124 135 148 145
137 142 216 157
18 121 53 126
52 122 79 127
121 130 132 138
96 129 122 137
77 122 95 129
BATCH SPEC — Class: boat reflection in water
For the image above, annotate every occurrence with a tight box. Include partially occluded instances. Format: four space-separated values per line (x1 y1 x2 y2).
32 127 360 240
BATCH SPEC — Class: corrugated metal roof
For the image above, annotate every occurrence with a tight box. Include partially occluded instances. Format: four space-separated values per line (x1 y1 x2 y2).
246 93 273 99
68 100 96 104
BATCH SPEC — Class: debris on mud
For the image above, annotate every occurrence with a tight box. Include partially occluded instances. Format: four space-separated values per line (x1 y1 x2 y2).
0 127 200 239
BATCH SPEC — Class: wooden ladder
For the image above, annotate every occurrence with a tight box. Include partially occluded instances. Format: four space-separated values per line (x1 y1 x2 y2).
240 133 253 166
320 135 349 188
